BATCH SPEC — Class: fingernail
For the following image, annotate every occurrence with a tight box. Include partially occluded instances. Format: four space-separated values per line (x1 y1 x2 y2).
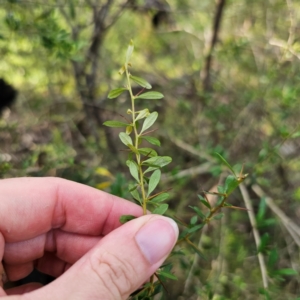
135 217 179 265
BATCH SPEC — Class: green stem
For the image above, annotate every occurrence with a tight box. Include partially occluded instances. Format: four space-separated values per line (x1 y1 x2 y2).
125 65 147 215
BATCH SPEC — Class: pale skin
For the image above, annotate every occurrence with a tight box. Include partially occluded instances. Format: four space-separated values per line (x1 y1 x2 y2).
0 177 178 299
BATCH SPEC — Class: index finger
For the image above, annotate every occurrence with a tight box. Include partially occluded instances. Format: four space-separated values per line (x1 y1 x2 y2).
0 177 142 243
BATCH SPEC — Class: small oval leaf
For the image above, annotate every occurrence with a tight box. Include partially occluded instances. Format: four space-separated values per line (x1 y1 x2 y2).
130 189 141 204
189 205 206 219
212 213 224 220
126 160 140 183
126 125 133 135
108 88 127 99
198 194 211 209
138 147 157 157
143 156 172 168
136 91 164 100
140 136 161 146
224 174 239 195
126 39 134 63
157 270 177 281
135 109 150 121
120 215 137 224
152 203 168 215
141 112 158 133
147 169 161 197
130 75 152 89
103 120 129 128
151 193 170 203
119 132 133 146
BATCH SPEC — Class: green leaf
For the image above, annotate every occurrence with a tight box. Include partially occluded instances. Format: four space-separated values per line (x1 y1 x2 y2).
258 233 269 253
212 213 224 220
125 39 134 63
119 215 137 224
128 183 138 192
119 132 133 146
140 136 161 146
135 109 150 121
141 112 158 133
189 206 206 219
178 228 191 239
198 195 211 208
138 147 157 157
187 224 204 234
214 152 236 176
256 197 267 222
268 249 278 269
130 189 141 204
143 156 172 172
126 160 140 183
157 271 177 280
273 268 298 276
126 126 132 135
147 169 161 196
136 91 164 100
130 75 152 89
190 215 198 225
291 131 300 138
224 174 240 195
108 88 127 99
257 218 277 228
152 203 168 215
103 120 129 127
151 193 169 203
217 185 225 194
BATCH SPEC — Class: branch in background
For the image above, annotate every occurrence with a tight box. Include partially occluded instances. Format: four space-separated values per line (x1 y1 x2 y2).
201 0 226 92
62 0 129 156
162 162 212 183
183 180 226 298
239 183 269 289
286 0 296 47
183 225 208 296
106 0 132 30
252 184 300 247
161 134 214 162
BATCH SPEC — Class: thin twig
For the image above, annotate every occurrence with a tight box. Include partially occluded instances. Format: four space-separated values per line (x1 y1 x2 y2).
183 224 208 296
183 181 223 296
239 183 269 289
201 0 227 92
161 162 212 183
252 184 300 247
286 0 295 46
161 134 214 162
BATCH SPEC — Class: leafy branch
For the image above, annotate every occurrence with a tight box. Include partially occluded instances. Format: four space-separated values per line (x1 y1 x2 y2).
176 153 248 259
104 40 171 218
104 41 250 299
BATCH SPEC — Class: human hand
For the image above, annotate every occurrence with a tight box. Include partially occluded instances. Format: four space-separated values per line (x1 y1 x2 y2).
0 177 178 299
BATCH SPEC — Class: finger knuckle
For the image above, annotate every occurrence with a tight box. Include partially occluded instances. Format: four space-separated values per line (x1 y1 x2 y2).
89 251 136 299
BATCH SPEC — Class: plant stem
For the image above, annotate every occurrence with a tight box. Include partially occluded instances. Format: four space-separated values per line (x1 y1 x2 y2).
206 196 228 221
125 63 155 295
125 65 147 215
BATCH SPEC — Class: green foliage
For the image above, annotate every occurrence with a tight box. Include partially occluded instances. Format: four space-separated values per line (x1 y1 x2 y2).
1 1 299 298
104 41 172 222
105 42 249 299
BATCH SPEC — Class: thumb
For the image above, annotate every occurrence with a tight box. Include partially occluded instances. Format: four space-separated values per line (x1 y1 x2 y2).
32 215 178 300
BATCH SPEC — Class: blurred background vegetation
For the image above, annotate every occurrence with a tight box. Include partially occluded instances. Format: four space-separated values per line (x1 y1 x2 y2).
1 0 300 299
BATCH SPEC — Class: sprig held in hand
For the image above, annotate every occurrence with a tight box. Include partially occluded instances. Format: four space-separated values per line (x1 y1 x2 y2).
104 40 172 217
